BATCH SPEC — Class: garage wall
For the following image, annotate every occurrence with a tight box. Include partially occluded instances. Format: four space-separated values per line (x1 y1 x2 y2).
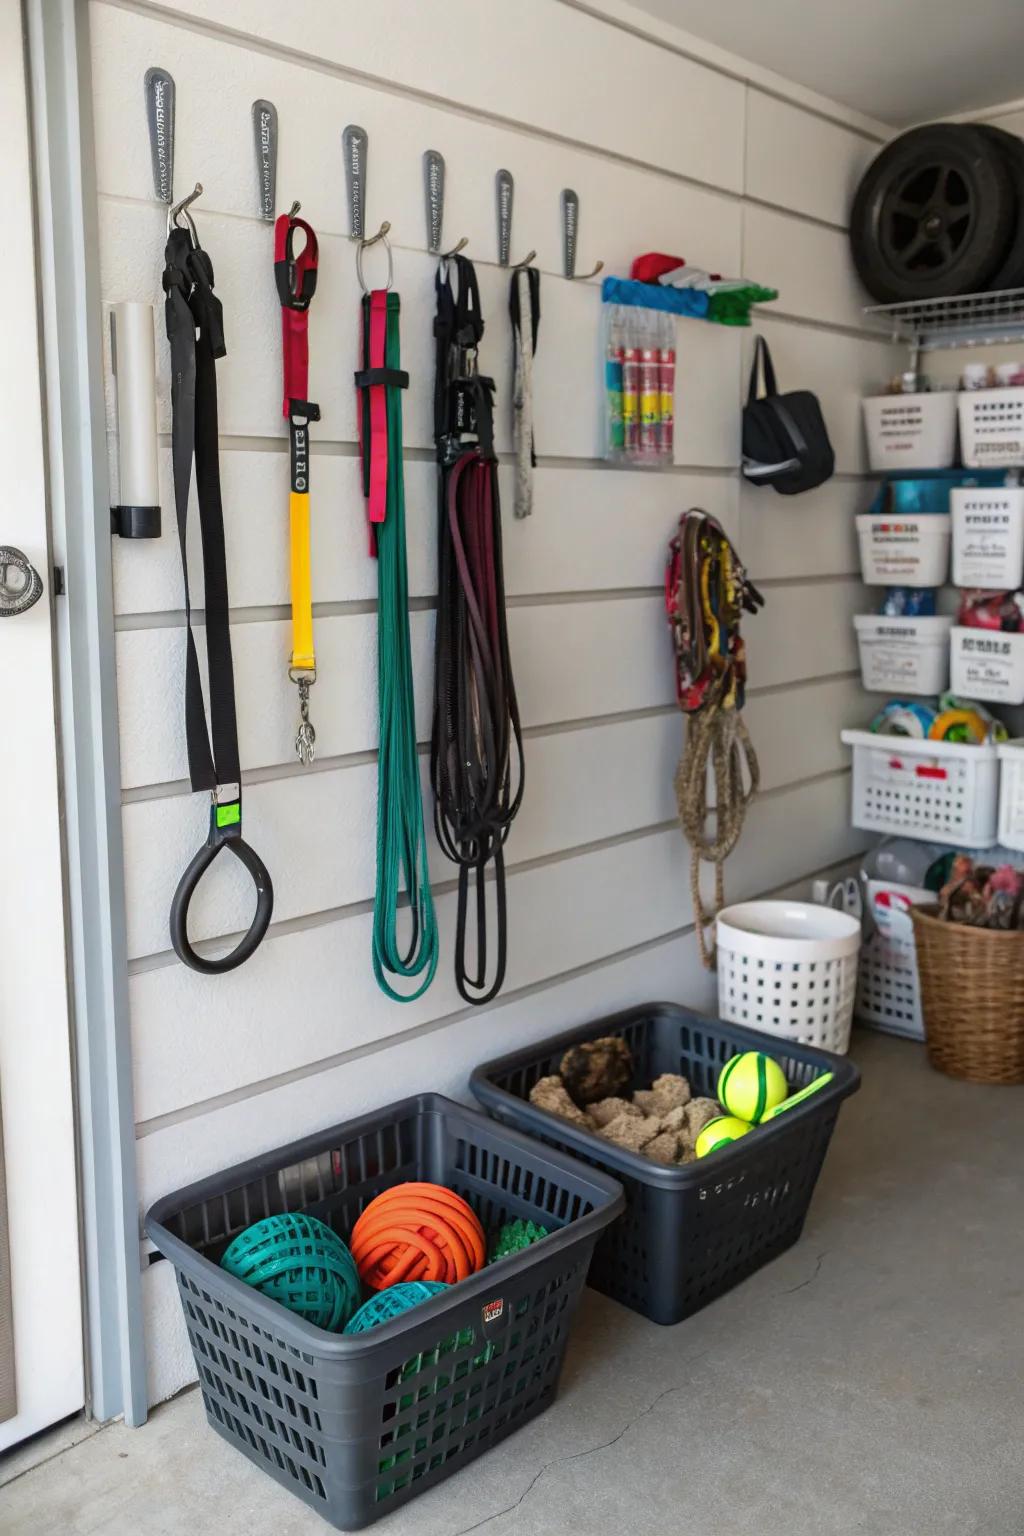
87 0 895 1404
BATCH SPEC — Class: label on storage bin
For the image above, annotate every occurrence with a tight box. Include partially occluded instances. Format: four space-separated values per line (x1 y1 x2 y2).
951 628 1024 704
856 619 949 696
481 1297 506 1334
953 496 1024 587
864 522 927 580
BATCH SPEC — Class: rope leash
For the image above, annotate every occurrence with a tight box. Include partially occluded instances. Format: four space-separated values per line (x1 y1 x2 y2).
666 509 763 968
274 209 321 765
164 219 273 973
509 266 540 518
432 254 525 1005
355 286 438 1001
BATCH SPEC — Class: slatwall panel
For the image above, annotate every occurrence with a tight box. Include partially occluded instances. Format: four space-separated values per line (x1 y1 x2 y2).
89 0 895 1403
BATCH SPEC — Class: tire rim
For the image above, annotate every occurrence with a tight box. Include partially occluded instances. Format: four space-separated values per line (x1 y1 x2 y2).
878 160 976 281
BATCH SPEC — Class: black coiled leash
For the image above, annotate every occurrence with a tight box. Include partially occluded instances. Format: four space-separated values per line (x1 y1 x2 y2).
163 201 273 974
431 254 524 1006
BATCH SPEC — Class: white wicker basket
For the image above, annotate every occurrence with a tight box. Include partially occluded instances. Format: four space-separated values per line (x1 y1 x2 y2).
949 626 1024 706
863 392 957 472
853 614 951 696
716 900 860 1054
841 729 1000 846
855 513 950 586
951 486 1024 589
958 387 1024 468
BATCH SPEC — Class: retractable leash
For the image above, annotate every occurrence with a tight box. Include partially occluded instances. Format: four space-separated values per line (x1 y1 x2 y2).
432 254 525 1006
509 265 540 518
274 207 321 764
354 230 439 1000
666 509 763 969
163 195 273 974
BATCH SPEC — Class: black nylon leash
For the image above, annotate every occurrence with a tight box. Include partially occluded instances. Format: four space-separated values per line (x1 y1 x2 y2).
163 222 273 974
431 254 524 1006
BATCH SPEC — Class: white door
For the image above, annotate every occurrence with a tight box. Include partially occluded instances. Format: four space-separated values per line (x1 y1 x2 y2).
0 0 85 1449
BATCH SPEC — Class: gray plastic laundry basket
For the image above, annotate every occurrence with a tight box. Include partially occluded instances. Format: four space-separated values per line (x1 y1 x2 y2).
145 1092 624 1530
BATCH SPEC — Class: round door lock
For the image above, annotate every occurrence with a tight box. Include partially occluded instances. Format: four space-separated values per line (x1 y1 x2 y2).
0 547 44 617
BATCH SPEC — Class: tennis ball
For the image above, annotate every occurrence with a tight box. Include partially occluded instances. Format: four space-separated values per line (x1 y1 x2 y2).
762 1072 834 1121
717 1051 788 1124
695 1115 752 1158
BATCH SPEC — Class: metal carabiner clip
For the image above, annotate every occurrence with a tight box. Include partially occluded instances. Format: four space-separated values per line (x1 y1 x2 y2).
356 220 394 295
167 181 203 247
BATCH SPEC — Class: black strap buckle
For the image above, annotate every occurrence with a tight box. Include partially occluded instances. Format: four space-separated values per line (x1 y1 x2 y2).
169 790 274 975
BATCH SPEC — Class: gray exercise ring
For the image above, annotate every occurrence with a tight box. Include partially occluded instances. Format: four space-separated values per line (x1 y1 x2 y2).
0 547 44 617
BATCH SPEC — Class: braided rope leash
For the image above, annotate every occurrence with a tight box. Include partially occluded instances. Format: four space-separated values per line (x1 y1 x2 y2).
667 510 764 969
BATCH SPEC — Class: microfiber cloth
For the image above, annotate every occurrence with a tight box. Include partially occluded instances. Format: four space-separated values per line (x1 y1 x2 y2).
601 275 709 318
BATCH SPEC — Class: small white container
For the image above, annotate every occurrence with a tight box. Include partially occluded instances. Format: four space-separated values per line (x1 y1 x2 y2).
853 614 952 696
949 625 1024 705
716 900 860 1054
841 728 1000 846
958 387 1024 468
951 485 1024 588
997 740 1024 851
855 512 950 586
862 391 957 472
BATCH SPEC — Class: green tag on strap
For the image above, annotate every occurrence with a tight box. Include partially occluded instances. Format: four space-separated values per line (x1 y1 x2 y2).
216 802 241 829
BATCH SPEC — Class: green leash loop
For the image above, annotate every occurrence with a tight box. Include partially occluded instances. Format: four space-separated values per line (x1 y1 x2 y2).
372 293 438 1000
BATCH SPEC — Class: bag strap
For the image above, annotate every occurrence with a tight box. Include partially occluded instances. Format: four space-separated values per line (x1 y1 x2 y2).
746 334 778 404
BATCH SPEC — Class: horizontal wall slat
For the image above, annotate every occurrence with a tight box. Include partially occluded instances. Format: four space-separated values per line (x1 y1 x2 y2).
91 4 744 277
129 770 861 1127
744 90 877 228
739 478 874 581
744 578 863 688
742 203 872 332
120 674 861 961
125 0 747 193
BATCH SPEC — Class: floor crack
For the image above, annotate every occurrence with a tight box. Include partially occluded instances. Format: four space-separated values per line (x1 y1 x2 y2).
781 1250 827 1295
450 1360 707 1536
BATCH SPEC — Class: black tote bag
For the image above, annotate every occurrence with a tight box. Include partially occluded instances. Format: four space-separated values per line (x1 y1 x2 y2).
742 336 834 495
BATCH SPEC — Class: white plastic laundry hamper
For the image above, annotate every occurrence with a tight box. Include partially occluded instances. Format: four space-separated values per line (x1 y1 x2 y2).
855 513 950 586
716 901 860 1054
862 391 957 472
951 486 1024 589
958 387 1024 468
853 614 951 696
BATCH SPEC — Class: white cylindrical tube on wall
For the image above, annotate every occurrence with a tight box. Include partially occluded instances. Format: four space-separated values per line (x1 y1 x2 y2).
111 302 160 537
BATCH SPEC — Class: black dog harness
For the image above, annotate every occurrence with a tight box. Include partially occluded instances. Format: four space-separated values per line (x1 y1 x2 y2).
431 254 524 1006
163 222 273 974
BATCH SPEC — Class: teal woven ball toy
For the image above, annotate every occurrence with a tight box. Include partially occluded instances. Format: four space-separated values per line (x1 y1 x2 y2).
221 1213 361 1332
344 1281 448 1335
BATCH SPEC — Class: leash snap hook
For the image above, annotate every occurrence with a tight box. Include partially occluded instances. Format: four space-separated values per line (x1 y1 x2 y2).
167 181 203 245
355 221 393 295
291 671 317 765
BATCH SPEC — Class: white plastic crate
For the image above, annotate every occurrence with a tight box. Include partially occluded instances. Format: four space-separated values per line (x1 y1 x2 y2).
855 879 927 1040
840 729 1000 846
855 513 950 586
862 391 957 472
997 740 1024 851
958 387 1024 468
949 626 1024 706
853 614 951 696
716 900 860 1054
951 486 1024 589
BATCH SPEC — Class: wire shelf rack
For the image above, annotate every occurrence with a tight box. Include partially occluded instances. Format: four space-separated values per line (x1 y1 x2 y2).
864 289 1024 352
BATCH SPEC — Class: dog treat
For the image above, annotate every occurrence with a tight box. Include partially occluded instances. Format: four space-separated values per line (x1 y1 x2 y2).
649 1073 692 1113
645 1131 682 1164
560 1037 633 1105
588 1096 641 1128
529 1075 594 1129
597 1113 661 1152
681 1097 721 1145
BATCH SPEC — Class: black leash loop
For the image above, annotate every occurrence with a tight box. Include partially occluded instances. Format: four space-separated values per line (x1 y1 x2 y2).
431 255 524 1006
163 225 273 973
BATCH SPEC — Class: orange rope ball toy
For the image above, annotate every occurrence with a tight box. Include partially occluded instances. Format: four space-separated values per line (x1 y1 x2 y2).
351 1183 486 1291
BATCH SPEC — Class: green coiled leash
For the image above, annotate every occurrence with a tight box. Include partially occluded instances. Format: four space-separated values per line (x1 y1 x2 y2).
356 284 438 1000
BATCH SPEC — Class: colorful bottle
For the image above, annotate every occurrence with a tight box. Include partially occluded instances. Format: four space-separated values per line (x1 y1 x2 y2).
639 345 659 457
605 331 625 454
658 344 676 459
622 342 640 455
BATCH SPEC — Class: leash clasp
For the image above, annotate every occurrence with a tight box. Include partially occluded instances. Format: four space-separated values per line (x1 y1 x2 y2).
291 671 317 765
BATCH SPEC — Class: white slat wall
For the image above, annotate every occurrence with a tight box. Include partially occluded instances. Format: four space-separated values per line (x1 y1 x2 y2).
87 0 897 1403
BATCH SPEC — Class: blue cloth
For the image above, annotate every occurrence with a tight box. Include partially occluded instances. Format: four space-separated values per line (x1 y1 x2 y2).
601 275 709 318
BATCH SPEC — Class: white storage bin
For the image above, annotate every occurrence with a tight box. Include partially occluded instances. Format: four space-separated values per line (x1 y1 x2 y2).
862 392 957 472
856 879 927 1041
716 901 860 1053
855 513 950 586
997 740 1024 851
958 387 1024 468
840 729 1000 846
949 625 1024 706
853 613 951 696
951 486 1024 589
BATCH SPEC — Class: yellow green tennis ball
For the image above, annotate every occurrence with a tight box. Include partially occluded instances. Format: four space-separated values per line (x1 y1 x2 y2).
695 1116 752 1158
762 1072 834 1121
717 1051 788 1125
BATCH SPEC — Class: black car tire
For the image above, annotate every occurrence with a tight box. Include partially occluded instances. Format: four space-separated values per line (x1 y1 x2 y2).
851 123 1016 303
973 124 1024 291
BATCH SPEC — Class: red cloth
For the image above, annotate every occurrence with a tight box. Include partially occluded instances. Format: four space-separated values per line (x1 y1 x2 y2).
630 252 685 284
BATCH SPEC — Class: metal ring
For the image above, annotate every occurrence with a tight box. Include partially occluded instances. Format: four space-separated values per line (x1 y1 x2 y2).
356 224 394 294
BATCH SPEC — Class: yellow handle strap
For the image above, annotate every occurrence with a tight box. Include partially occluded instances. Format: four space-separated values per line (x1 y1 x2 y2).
289 489 315 674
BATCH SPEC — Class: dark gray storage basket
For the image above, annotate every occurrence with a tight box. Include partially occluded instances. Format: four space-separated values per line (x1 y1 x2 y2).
471 1004 859 1326
145 1093 624 1531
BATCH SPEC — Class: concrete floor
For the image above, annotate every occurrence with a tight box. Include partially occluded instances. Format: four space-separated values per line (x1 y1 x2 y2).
4 1029 1023 1535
